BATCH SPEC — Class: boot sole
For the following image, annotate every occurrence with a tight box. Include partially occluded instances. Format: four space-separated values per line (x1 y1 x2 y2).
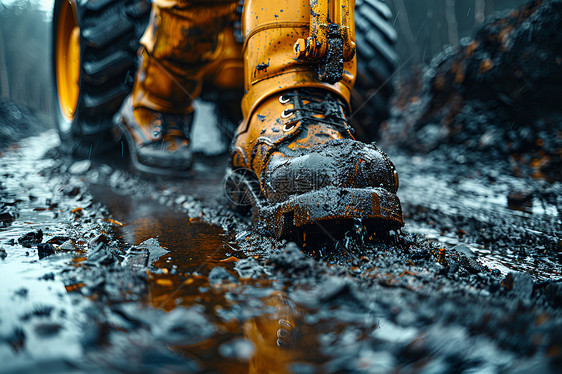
115 116 193 179
224 167 404 239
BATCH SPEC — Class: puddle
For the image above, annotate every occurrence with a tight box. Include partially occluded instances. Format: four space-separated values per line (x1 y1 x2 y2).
0 132 92 367
87 180 321 373
90 184 229 275
393 153 562 282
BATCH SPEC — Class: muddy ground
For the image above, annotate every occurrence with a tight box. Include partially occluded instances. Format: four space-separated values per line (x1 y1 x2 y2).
1 111 560 373
1 2 562 373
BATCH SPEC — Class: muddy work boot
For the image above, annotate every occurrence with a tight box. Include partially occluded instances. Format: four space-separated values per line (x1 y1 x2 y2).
114 0 239 177
225 0 403 238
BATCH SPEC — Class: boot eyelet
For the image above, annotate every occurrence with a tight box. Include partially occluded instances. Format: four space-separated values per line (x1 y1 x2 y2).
281 109 294 119
283 123 296 132
152 126 162 138
279 95 290 104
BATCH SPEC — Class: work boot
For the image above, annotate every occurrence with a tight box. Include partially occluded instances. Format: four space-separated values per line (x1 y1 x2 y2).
114 0 239 176
225 0 403 238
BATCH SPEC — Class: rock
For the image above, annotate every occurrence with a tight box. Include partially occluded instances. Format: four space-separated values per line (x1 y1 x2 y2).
58 240 78 251
136 238 169 265
46 236 72 245
18 230 43 248
268 242 317 277
0 247 6 259
89 234 109 246
98 164 114 175
37 243 56 259
40 273 55 281
175 195 187 205
122 246 149 270
452 244 476 258
234 257 262 278
63 186 81 197
507 191 533 213
318 277 363 307
34 322 63 338
457 252 483 275
14 288 28 298
87 242 119 266
0 211 15 227
154 306 216 344
502 272 534 300
68 160 92 175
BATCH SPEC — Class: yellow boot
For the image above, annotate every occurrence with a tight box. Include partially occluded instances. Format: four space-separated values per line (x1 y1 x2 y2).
115 0 239 176
225 0 403 238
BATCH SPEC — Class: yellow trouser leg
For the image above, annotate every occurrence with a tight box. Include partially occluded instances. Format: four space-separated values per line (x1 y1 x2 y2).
117 0 239 176
132 0 239 114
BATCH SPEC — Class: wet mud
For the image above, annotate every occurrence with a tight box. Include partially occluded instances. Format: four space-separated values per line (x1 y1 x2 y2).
0 121 560 373
385 0 562 182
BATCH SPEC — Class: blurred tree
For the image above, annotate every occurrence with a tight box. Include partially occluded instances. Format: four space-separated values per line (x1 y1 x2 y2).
445 0 458 47
0 0 52 115
0 27 10 98
475 0 486 23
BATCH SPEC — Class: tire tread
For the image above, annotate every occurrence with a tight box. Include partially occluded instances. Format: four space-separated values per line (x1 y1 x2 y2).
351 0 398 142
52 0 150 156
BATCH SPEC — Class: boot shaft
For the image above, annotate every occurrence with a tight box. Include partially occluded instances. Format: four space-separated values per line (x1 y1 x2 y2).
241 0 357 121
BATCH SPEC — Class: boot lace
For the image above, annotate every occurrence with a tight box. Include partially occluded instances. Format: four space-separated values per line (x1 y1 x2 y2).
278 89 354 134
150 112 192 142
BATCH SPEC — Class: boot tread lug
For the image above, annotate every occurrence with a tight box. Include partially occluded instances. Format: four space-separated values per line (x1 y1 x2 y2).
225 169 403 239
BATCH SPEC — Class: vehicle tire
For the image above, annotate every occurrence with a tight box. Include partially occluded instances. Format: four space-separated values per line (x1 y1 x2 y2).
52 0 150 157
351 0 398 142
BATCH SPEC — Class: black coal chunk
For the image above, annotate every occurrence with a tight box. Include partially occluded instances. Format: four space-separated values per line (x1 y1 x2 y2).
37 243 56 259
18 230 43 248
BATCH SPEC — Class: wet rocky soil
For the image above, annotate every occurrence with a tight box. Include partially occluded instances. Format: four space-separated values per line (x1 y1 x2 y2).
0 120 560 373
1 1 562 372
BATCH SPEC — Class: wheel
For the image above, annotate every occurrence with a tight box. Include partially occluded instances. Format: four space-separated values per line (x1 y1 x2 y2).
351 0 398 142
52 0 150 157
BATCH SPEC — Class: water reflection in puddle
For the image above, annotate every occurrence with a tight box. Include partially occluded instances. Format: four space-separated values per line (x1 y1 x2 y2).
88 183 322 373
90 184 228 274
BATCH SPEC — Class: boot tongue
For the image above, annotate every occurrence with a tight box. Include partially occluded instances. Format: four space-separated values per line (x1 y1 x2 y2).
128 106 193 152
283 89 353 150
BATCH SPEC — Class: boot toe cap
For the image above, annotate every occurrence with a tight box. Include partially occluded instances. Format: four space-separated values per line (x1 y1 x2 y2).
264 139 397 203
